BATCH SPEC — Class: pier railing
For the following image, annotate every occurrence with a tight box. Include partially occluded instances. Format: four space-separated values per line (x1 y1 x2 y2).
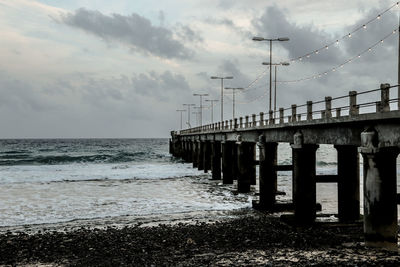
179 83 399 134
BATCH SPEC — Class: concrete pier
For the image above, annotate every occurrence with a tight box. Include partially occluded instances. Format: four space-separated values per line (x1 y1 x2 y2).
197 141 204 171
222 141 234 184
359 130 399 250
257 136 278 209
335 145 360 222
236 138 256 193
203 141 211 173
291 132 318 225
211 141 221 180
171 82 400 250
192 140 198 168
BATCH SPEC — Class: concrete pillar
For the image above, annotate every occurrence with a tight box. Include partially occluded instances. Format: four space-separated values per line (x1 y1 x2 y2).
349 91 359 116
259 112 264 126
232 142 239 180
335 145 360 222
234 118 238 129
245 116 249 128
252 114 256 127
239 117 243 128
197 141 204 171
291 104 297 122
279 108 284 124
307 101 313 121
221 121 224 130
211 141 221 180
203 141 211 173
222 141 234 184
187 141 193 163
236 139 256 193
380 83 390 112
269 110 274 125
169 139 173 155
336 108 341 118
192 141 198 168
291 132 318 225
325 96 332 118
359 130 399 250
258 136 278 209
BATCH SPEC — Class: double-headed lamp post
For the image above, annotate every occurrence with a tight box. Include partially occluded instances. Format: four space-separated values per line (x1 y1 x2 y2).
210 76 233 122
182 103 196 128
262 62 290 118
193 93 209 127
252 36 289 113
205 99 219 124
176 109 186 130
224 87 244 120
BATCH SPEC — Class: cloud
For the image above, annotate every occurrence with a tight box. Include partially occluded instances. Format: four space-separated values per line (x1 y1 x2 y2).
59 8 196 59
252 5 344 64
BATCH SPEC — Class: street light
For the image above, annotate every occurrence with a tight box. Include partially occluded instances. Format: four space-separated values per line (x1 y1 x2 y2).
176 109 186 130
205 99 219 124
182 104 196 128
210 76 233 122
193 93 209 127
253 36 289 113
262 62 290 117
225 87 244 120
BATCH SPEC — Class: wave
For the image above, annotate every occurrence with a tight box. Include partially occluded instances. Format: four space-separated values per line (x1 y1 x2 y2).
0 151 170 166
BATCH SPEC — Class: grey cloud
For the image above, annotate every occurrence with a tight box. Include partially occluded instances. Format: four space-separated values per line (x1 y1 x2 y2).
174 23 203 43
252 5 344 64
60 8 194 59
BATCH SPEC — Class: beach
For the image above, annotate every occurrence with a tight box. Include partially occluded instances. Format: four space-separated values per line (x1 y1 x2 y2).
2 212 400 266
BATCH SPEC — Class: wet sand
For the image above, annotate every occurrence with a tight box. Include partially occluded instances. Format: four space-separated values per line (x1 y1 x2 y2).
1 213 399 266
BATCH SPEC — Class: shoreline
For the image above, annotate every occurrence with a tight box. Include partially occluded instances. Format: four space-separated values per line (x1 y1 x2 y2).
1 212 400 266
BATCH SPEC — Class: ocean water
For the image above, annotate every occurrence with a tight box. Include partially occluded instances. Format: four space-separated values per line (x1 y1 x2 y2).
0 139 398 229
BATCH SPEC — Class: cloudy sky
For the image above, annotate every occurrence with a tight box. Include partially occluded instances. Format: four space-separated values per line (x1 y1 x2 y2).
0 0 398 138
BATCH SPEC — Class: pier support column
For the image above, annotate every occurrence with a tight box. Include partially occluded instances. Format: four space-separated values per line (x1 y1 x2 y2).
211 141 221 180
203 141 211 173
232 142 239 180
236 138 256 193
359 130 399 250
291 132 318 225
197 141 204 171
192 141 198 168
257 136 278 209
335 145 360 222
186 141 193 163
222 141 234 184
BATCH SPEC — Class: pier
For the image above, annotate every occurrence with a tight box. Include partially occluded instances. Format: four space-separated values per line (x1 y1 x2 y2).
170 83 400 250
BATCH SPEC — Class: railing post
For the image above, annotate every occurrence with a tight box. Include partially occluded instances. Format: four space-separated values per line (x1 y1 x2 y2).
307 101 313 121
252 114 256 127
221 121 224 130
380 83 390 112
239 117 243 128
291 104 297 122
325 96 332 118
349 91 359 116
245 116 249 128
279 108 284 124
336 108 341 118
234 118 238 129
229 120 232 129
297 114 301 121
259 112 264 126
269 110 274 125
225 120 228 129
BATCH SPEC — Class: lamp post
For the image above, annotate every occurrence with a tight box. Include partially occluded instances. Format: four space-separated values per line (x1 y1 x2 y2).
182 104 196 128
253 36 289 113
205 99 219 124
225 87 244 120
262 62 290 117
193 93 209 127
210 76 233 122
176 109 186 130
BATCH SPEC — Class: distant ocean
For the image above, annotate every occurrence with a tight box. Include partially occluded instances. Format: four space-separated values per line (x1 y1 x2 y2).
0 139 398 229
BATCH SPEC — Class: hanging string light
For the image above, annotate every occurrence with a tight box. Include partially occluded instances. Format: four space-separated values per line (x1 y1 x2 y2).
277 27 398 83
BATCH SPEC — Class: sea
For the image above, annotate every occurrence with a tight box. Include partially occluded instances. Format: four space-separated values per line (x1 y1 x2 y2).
0 138 399 231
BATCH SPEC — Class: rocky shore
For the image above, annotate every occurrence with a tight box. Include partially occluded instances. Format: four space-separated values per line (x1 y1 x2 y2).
1 214 399 266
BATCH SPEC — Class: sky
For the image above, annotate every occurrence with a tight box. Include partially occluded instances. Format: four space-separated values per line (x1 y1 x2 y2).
0 0 398 138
